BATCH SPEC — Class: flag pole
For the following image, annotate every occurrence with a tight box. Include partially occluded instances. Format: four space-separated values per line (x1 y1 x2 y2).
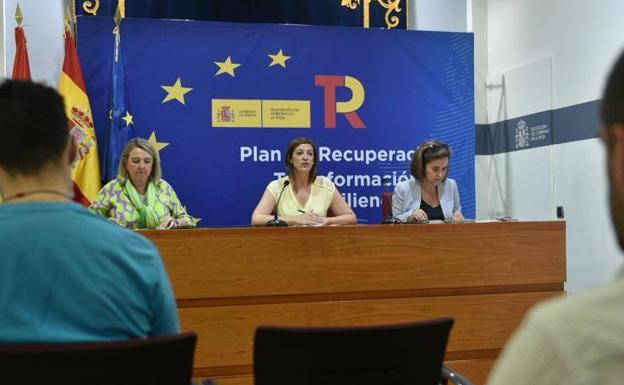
118 0 125 18
15 4 23 26
12 3 31 80
113 5 122 63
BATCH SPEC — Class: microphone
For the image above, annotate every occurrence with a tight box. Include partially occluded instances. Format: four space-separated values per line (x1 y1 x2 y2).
382 175 392 191
267 180 290 227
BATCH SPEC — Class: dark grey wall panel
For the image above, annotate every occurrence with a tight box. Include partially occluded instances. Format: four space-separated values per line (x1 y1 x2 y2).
476 100 600 155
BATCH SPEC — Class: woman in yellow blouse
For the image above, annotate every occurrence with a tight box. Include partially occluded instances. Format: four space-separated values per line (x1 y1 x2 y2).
251 137 356 226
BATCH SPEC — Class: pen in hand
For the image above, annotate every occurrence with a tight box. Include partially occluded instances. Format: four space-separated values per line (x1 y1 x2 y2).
297 209 306 213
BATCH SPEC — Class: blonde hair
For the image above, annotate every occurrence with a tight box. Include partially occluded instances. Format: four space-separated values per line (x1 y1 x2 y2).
117 137 162 184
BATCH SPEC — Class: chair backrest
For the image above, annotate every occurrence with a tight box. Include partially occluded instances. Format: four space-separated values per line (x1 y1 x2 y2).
0 332 197 385
382 191 394 218
254 318 454 385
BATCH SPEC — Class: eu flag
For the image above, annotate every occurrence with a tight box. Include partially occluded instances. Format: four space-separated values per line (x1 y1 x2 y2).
102 19 135 182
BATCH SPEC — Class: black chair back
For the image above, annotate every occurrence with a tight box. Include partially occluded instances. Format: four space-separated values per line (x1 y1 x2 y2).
0 332 197 385
254 318 453 385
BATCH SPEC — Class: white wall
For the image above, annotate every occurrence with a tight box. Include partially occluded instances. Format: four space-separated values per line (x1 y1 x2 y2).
410 0 468 32
488 0 624 108
480 0 624 292
554 139 621 291
480 58 554 220
471 0 487 125
1 1 5 77
2 0 64 85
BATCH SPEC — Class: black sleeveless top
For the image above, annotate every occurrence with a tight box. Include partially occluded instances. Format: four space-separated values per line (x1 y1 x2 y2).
419 199 444 221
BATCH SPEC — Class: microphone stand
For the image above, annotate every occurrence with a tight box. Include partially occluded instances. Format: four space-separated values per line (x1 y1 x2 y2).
267 180 290 227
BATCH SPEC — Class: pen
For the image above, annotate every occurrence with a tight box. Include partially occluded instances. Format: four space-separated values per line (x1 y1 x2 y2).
297 209 306 213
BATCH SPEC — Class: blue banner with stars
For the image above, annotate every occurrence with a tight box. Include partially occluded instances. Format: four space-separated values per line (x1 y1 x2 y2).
78 16 474 226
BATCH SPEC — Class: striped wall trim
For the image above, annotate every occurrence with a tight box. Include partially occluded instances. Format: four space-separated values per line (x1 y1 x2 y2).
476 99 601 155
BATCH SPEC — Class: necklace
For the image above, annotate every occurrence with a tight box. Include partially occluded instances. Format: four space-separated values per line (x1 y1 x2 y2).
2 189 73 203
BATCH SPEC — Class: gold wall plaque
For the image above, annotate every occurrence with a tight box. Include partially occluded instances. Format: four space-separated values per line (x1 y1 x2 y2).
341 0 403 29
82 0 100 15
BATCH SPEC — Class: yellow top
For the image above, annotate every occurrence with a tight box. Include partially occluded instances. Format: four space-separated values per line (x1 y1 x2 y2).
267 176 336 217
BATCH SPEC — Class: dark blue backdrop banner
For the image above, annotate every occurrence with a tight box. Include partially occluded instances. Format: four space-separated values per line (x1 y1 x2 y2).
78 17 474 226
75 0 407 29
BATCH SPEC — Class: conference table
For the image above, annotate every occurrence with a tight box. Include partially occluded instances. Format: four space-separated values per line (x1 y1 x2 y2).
142 220 566 385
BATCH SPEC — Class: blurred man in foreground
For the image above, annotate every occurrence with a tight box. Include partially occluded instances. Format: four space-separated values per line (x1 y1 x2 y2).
0 79 179 341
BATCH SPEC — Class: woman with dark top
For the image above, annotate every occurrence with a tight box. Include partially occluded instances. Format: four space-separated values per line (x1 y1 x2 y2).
392 140 463 222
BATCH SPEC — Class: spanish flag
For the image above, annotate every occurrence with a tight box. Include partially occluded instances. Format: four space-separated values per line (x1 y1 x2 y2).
58 26 101 206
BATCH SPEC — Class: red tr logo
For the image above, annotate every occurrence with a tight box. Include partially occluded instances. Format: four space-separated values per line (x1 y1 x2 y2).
315 75 366 129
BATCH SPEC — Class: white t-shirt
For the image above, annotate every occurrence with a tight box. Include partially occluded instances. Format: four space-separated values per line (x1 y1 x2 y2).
486 273 624 385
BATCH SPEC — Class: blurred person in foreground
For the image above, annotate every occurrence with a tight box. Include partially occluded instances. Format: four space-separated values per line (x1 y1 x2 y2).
486 50 624 385
0 79 179 341
90 138 195 230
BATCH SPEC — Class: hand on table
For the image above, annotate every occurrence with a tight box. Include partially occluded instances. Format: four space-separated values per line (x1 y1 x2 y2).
452 211 464 221
297 210 328 226
410 209 428 222
157 216 178 229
